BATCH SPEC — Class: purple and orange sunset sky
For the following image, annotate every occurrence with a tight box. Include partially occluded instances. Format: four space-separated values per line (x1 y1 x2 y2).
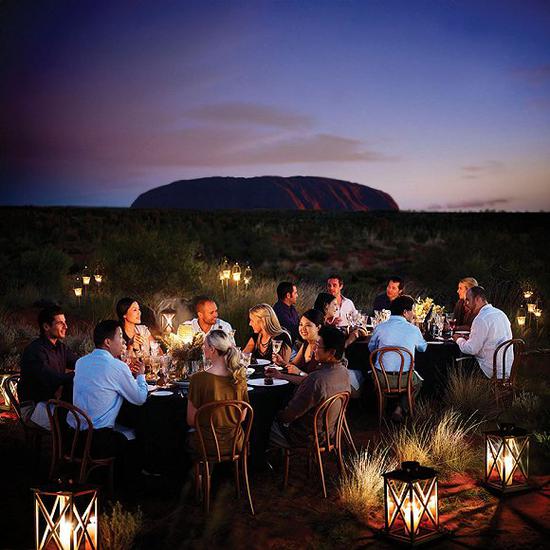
2 0 550 211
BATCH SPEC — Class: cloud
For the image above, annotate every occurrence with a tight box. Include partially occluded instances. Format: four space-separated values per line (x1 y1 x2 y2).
428 197 511 210
514 64 550 85
186 102 314 129
460 160 504 179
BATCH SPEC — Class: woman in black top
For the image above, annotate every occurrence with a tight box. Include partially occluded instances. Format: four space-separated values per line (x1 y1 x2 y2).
243 303 292 362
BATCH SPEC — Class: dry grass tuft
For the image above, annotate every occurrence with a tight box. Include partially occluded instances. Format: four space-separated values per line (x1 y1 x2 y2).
99 501 143 550
338 445 397 517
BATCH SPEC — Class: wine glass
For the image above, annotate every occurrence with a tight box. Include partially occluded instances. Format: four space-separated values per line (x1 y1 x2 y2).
241 351 252 368
271 339 282 363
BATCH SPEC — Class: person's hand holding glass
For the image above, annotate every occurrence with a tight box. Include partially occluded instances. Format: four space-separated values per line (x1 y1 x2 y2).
271 339 282 364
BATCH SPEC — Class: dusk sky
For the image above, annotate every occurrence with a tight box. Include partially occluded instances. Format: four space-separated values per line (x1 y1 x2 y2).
2 0 550 211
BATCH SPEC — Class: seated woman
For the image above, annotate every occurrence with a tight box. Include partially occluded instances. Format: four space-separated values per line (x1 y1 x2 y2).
314 292 367 348
187 330 248 456
269 309 324 384
453 277 478 331
243 304 292 363
313 292 339 326
116 297 159 359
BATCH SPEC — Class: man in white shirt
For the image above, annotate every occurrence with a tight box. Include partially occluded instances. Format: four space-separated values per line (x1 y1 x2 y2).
69 320 148 457
453 286 513 379
327 274 357 327
178 296 233 340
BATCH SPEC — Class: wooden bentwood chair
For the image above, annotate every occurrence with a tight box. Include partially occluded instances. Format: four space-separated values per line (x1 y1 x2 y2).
193 400 255 515
492 338 525 406
281 391 351 499
3 374 49 457
369 347 415 427
47 400 115 494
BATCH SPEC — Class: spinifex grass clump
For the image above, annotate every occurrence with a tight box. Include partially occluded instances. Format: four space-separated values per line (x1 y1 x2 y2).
338 445 397 517
99 501 143 550
385 409 482 477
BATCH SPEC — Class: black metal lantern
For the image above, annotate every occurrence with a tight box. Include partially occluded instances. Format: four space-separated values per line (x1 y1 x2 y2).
484 423 530 494
32 483 98 550
383 461 442 545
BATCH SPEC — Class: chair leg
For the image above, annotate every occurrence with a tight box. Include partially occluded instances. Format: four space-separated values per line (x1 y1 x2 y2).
242 454 255 516
378 395 384 428
194 463 201 503
203 462 211 514
316 449 327 499
342 416 357 454
234 460 241 498
283 449 291 488
107 461 115 496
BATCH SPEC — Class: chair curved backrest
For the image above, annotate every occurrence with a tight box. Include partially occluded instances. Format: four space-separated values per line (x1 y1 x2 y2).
47 399 94 482
3 375 21 420
195 400 254 463
493 338 525 384
313 391 350 453
369 347 415 394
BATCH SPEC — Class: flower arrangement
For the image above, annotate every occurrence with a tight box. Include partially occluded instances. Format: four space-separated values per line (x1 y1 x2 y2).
413 297 445 321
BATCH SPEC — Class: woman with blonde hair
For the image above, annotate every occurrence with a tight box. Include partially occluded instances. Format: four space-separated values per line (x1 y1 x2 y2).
243 304 292 363
453 277 479 330
187 330 249 456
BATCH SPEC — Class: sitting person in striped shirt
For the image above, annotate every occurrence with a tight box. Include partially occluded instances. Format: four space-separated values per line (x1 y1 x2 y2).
368 295 427 422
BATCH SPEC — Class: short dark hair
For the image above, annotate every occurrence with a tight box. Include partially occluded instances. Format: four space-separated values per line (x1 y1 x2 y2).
467 286 487 301
318 326 346 360
194 295 216 315
276 282 295 301
301 308 325 327
388 276 404 290
116 297 137 322
314 292 336 316
389 295 415 316
38 305 64 335
94 320 121 348
327 274 343 284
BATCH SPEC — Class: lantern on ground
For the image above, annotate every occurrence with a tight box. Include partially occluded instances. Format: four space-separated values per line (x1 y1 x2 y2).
161 307 176 334
177 323 194 345
32 483 98 550
231 262 241 286
383 461 442 545
243 265 252 289
484 423 530 494
516 305 526 326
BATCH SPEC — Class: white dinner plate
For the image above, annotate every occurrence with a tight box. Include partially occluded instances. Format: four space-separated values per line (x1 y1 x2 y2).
247 378 289 387
151 390 173 397
147 384 158 392
454 330 470 335
254 359 271 366
427 341 445 345
265 365 283 370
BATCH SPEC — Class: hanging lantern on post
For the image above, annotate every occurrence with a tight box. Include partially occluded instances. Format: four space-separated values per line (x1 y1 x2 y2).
243 265 252 290
516 305 526 326
32 483 98 550
484 423 530 494
93 264 103 285
231 262 241 287
81 266 91 288
221 258 231 283
382 461 442 545
73 277 83 305
522 289 533 300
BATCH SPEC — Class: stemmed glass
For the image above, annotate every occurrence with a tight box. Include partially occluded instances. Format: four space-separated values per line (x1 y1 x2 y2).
271 339 282 363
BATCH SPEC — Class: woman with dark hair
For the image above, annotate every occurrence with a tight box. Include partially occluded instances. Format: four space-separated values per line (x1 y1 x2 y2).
116 297 158 358
313 292 339 325
270 309 324 383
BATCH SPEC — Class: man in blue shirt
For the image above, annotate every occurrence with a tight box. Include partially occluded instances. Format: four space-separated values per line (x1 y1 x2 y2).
69 320 148 457
273 281 300 343
368 295 427 422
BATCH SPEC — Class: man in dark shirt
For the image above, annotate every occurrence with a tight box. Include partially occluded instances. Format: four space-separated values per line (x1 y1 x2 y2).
273 281 300 343
373 275 404 312
269 326 350 448
18 305 77 429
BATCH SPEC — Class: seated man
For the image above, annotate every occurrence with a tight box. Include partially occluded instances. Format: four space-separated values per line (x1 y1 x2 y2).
68 320 148 457
368 295 427 422
327 274 357 327
18 305 77 430
178 296 233 340
273 281 300 343
453 286 513 379
270 326 351 448
372 275 404 312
